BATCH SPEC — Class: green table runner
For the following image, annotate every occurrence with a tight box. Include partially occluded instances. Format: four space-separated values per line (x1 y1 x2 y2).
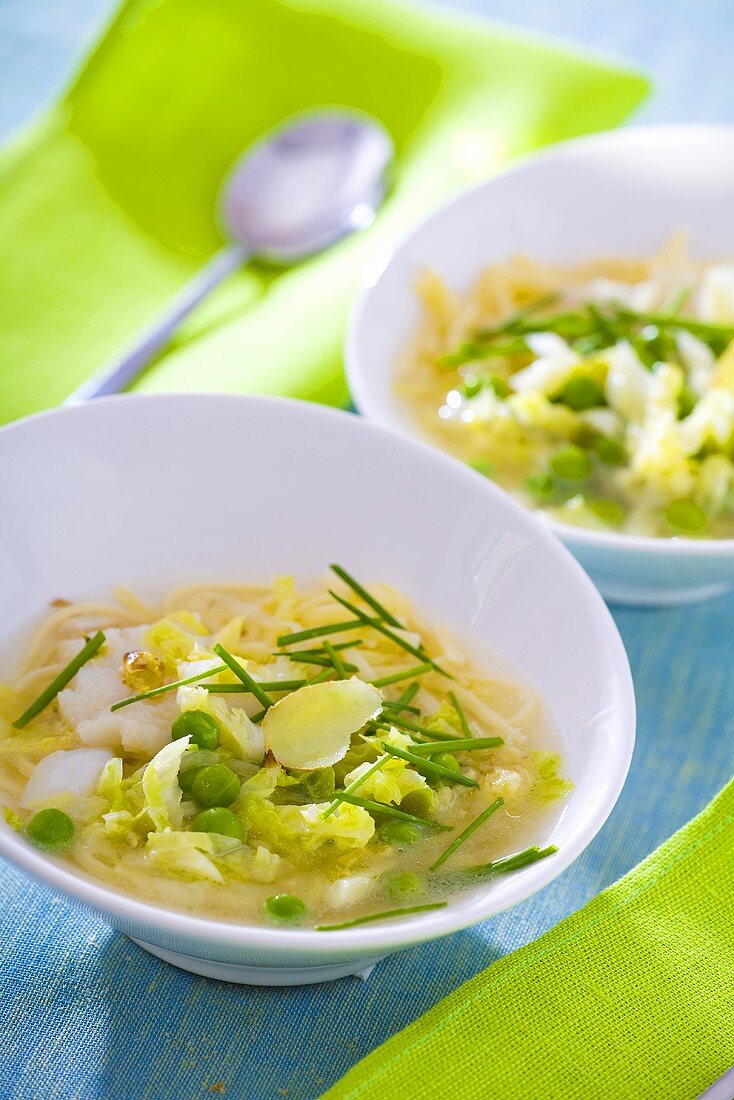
0 0 646 424
322 776 734 1099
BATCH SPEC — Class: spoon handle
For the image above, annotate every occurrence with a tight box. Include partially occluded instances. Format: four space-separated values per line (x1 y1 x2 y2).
64 242 250 404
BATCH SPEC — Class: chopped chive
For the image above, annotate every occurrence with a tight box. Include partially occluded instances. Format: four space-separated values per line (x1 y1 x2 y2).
615 305 734 342
375 713 458 741
455 844 558 879
447 691 471 738
14 631 106 728
213 644 273 709
332 792 451 830
321 754 390 819
430 798 504 870
381 742 479 788
408 736 504 755
110 662 228 712
322 640 347 679
277 620 364 646
664 286 691 316
330 564 403 628
204 679 308 694
279 652 342 669
369 663 433 688
381 700 421 716
329 592 452 680
395 682 420 707
316 901 447 931
473 293 561 342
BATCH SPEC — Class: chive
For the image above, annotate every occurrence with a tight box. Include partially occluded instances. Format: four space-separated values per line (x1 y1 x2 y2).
473 293 561 341
213 644 273 709
615 305 734 343
13 631 106 729
110 662 228 712
316 901 447 931
455 844 558 879
409 737 504 754
447 691 471 738
586 302 620 343
321 754 390 819
369 663 433 688
330 564 403 628
375 713 458 741
280 652 358 671
381 700 421 716
664 286 691 316
204 679 308 693
430 798 504 870
323 640 347 679
395 682 420 707
381 742 479 788
329 591 452 679
332 792 451 830
277 620 364 646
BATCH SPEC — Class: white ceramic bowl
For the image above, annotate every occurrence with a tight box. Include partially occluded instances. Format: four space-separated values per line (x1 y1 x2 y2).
347 125 734 607
0 394 634 985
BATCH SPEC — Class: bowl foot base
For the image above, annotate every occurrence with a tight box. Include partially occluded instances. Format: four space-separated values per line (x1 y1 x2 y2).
597 579 732 608
131 938 385 985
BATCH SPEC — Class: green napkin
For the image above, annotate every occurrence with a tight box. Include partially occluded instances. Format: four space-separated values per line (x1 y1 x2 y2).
321 776 734 1100
0 0 646 425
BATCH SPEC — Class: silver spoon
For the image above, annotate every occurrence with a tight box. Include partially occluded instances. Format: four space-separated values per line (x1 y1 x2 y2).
66 109 393 404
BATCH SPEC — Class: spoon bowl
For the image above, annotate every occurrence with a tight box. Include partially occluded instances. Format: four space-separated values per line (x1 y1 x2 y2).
219 110 393 262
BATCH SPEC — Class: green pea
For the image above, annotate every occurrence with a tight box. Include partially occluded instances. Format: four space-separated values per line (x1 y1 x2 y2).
171 711 220 751
264 893 307 925
399 787 435 819
470 458 494 478
550 446 592 480
191 807 245 840
665 499 708 533
191 764 240 808
590 499 624 526
179 765 207 796
593 436 626 466
433 753 461 775
558 374 605 411
385 871 426 901
379 820 421 847
677 387 696 420
526 471 556 498
27 808 75 851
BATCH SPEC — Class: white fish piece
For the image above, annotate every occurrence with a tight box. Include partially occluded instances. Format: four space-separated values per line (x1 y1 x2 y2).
325 875 375 911
57 626 178 755
22 747 112 808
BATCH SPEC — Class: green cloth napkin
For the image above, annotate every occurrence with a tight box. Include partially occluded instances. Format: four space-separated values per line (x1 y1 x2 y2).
0 0 647 425
321 776 734 1100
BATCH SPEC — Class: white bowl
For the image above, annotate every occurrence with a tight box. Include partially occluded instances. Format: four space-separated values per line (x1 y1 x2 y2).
347 125 734 607
0 394 634 984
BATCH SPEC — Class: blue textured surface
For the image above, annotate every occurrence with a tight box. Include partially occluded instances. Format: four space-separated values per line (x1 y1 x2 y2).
2 2 734 1098
2 594 734 1099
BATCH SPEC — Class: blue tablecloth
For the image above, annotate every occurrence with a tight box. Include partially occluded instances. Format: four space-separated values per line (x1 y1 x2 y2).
2 593 733 1100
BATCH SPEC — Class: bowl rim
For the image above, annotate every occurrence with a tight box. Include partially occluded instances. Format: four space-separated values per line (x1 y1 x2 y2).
346 121 734 559
0 392 636 954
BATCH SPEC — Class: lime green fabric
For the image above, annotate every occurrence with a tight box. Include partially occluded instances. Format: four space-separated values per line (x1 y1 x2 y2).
0 0 647 424
321 775 734 1100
